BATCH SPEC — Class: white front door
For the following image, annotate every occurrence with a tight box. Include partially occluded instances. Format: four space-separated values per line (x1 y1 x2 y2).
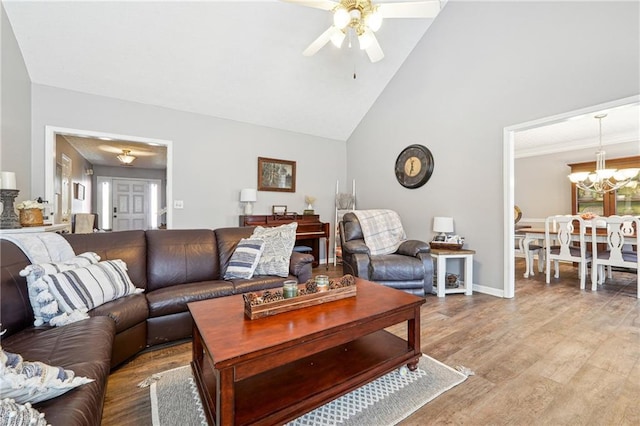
113 179 148 231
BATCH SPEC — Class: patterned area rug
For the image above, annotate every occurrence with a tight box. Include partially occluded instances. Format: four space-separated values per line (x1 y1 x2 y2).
146 355 469 426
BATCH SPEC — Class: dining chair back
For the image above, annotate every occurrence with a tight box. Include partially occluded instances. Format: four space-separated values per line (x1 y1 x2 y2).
591 215 639 298
545 215 592 290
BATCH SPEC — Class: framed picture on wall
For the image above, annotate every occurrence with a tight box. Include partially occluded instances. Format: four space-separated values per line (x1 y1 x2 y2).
74 183 85 200
258 157 296 192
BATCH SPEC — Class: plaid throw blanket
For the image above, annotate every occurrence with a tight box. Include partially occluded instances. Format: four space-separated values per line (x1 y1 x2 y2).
353 210 407 255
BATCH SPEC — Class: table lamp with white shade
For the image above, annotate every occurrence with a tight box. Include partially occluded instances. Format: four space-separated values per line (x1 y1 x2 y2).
433 217 454 241
240 189 257 215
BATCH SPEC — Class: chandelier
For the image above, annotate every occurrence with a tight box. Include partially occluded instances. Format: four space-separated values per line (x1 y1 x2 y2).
568 114 639 194
117 149 136 165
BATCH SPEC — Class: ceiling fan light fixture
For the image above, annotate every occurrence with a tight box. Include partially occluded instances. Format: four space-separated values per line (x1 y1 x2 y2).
117 149 136 165
366 9 383 31
358 29 374 50
330 29 346 48
333 7 350 29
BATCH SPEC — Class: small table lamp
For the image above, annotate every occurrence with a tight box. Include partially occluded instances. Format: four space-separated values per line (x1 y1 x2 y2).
240 189 257 215
433 217 454 241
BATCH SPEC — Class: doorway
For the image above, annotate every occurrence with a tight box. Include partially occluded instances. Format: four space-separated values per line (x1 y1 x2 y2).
503 95 640 298
96 176 162 231
44 126 173 230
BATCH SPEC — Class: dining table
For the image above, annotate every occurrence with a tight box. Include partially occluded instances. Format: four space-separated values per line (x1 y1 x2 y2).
519 225 636 279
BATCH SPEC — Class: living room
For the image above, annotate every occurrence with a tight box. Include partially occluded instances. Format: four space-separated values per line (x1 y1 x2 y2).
4 1 638 299
1 1 639 424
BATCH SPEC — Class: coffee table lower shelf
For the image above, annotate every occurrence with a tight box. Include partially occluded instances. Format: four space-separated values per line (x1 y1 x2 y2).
192 330 419 426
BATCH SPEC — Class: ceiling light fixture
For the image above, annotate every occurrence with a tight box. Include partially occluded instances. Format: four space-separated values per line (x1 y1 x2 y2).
568 114 639 194
288 0 441 63
117 149 136 165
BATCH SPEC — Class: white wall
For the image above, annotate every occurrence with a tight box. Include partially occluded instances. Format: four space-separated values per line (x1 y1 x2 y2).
1 4 31 202
30 85 347 254
515 142 640 225
347 1 640 293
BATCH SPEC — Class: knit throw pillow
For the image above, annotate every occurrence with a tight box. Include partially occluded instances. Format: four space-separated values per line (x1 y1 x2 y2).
251 222 297 277
0 347 93 405
224 238 265 280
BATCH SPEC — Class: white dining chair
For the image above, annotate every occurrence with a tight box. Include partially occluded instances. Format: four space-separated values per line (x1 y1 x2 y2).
515 230 545 277
545 215 592 290
591 215 639 298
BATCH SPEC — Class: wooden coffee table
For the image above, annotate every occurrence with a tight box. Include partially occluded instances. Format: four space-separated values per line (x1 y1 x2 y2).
188 278 425 426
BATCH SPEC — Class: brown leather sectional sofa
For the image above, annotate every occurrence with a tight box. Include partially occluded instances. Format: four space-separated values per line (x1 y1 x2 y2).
0 227 313 426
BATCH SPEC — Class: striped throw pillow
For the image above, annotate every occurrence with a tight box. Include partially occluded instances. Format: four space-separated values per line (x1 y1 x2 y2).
33 259 142 326
224 238 265 280
19 252 101 326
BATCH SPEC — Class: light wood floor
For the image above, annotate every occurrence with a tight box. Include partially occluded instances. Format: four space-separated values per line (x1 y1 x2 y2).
101 260 639 425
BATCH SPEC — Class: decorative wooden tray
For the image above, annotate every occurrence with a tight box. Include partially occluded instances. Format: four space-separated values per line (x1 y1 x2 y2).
243 275 356 320
430 242 463 250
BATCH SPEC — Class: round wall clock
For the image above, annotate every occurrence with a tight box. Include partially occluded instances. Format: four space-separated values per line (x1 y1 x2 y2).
394 144 434 189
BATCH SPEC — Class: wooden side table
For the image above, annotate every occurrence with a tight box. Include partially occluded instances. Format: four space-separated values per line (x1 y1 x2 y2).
430 248 475 297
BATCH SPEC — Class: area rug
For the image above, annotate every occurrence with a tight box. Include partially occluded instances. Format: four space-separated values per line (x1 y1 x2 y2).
144 355 470 426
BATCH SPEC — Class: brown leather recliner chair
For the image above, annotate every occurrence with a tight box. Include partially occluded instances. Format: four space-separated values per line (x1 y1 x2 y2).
338 212 434 296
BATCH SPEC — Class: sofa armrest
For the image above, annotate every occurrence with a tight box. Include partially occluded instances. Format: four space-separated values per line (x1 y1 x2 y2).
342 240 370 255
350 253 371 278
397 240 431 257
289 252 314 283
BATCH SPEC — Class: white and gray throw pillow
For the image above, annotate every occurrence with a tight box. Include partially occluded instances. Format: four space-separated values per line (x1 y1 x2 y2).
224 238 265 280
31 259 142 326
0 398 48 426
19 252 101 326
0 347 93 405
251 222 297 277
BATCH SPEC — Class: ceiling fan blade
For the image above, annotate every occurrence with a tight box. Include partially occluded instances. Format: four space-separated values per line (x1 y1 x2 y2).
280 0 339 11
303 26 342 56
364 31 384 63
377 1 441 18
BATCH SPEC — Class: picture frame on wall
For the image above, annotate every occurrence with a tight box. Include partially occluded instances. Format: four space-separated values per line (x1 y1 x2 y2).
74 183 85 200
272 205 287 215
258 157 296 192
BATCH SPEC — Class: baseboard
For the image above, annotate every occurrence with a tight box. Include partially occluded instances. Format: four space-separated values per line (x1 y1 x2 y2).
472 284 504 298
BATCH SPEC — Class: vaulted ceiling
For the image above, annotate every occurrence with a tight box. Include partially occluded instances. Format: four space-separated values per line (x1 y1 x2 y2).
4 0 638 161
3 0 444 142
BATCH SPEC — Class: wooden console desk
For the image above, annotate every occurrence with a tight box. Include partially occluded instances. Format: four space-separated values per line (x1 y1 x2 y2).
239 214 330 268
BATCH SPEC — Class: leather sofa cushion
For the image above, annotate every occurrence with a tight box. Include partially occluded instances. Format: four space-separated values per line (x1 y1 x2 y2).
1 316 115 426
64 231 147 289
89 293 149 333
370 254 425 281
0 241 33 338
231 275 290 294
146 230 219 291
146 280 234 318
214 227 254 274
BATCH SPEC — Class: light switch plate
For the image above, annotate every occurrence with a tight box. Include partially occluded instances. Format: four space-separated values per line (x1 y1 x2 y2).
174 200 184 209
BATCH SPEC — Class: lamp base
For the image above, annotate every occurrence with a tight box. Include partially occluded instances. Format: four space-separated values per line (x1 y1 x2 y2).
243 202 254 215
0 189 21 229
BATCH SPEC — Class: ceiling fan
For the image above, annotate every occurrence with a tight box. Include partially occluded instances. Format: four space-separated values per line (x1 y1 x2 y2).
282 0 441 63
